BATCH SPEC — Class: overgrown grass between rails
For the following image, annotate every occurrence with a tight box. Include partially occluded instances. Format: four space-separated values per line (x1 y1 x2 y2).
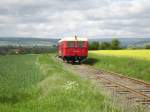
0 54 121 112
87 52 150 82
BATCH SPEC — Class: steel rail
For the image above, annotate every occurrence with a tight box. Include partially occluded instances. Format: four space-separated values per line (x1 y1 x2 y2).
86 65 150 87
96 75 150 100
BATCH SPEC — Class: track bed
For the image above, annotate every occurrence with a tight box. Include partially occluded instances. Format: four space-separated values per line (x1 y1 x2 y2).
63 62 150 109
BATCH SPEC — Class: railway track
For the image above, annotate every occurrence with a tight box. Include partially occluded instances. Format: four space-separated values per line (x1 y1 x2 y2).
57 55 150 107
69 64 150 106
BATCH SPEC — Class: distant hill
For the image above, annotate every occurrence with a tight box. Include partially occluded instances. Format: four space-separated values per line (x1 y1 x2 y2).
0 37 150 47
0 37 59 46
90 38 150 47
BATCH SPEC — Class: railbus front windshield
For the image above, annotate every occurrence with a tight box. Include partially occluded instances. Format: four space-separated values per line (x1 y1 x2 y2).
67 41 74 47
77 41 84 48
67 41 85 48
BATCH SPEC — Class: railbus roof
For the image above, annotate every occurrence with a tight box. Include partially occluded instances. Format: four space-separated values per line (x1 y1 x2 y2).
58 37 88 43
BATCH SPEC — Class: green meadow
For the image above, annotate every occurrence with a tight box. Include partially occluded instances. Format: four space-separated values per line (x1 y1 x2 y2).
0 54 121 112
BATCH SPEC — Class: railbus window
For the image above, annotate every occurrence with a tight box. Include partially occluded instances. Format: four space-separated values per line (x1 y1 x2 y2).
67 41 74 47
77 41 84 47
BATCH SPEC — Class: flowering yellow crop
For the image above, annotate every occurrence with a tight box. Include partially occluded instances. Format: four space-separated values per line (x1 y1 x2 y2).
90 50 150 61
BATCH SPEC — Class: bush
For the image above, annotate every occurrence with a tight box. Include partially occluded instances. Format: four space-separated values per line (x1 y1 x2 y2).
99 42 111 50
144 44 150 49
127 45 138 50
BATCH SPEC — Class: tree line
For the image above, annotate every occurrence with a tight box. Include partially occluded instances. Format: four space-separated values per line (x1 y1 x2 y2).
0 39 149 55
127 44 150 49
89 39 150 50
89 39 121 50
0 46 56 55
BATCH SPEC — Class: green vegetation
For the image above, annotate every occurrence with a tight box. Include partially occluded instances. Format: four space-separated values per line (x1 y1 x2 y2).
0 55 42 103
88 50 150 82
110 39 121 50
89 41 100 50
0 46 56 55
144 44 150 49
89 39 121 50
0 54 120 112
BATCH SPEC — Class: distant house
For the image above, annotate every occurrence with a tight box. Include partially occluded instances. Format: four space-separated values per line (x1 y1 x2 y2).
14 49 21 54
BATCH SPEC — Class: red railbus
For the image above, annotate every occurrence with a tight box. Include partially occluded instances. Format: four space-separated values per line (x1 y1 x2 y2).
58 36 88 63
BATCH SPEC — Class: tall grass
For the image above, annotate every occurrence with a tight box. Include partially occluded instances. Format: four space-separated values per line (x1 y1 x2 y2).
0 54 42 104
0 54 121 112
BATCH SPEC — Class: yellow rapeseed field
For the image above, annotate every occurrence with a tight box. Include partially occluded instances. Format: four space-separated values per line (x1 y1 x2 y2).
90 50 150 61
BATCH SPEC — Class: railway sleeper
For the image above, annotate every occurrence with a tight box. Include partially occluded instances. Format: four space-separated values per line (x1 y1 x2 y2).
126 96 137 100
116 90 130 94
105 85 118 88
136 99 150 103
138 89 150 92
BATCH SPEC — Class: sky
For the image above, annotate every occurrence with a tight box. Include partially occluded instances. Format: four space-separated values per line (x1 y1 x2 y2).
0 0 150 38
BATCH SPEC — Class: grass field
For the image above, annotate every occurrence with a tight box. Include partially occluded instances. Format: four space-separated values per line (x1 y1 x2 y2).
0 54 121 112
89 50 150 82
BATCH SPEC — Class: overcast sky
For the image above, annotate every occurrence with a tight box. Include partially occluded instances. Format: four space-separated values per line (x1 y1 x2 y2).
0 0 150 38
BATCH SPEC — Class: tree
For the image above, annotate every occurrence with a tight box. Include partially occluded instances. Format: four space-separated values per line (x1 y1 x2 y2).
99 42 111 50
89 41 99 50
110 39 121 50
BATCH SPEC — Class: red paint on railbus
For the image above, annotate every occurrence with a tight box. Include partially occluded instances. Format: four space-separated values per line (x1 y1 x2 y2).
58 36 88 63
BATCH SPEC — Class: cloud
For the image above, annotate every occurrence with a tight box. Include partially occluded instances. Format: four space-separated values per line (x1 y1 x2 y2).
0 0 150 38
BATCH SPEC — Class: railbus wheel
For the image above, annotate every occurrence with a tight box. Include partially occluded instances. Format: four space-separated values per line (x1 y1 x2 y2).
78 60 81 64
71 60 74 64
